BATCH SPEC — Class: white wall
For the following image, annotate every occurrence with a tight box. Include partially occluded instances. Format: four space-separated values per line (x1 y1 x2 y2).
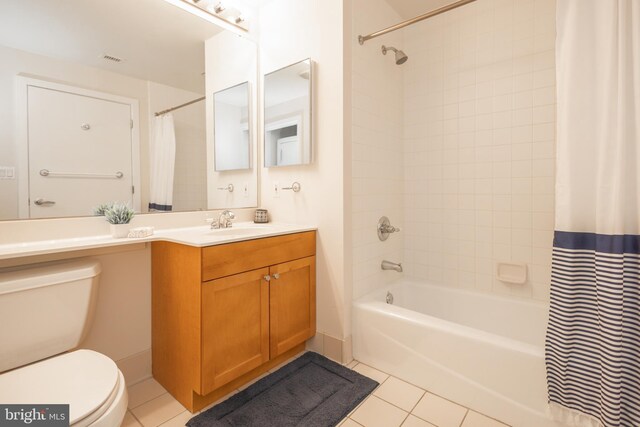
0 45 151 219
148 82 207 212
80 248 152 384
350 0 405 299
401 0 556 301
258 0 348 342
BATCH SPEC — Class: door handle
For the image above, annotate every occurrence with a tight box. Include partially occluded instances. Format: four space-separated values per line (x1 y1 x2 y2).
263 275 271 282
34 198 56 206
273 273 280 280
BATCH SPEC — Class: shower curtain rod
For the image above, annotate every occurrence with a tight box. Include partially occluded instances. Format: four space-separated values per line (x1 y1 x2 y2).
358 0 477 45
155 96 206 117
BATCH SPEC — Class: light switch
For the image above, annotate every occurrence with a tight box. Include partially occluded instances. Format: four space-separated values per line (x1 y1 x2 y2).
0 167 14 179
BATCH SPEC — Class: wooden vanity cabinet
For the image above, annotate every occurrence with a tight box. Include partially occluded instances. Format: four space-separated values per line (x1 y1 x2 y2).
152 231 316 412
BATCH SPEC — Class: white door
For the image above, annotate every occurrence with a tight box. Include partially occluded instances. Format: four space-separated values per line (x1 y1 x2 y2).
277 135 300 166
27 86 134 218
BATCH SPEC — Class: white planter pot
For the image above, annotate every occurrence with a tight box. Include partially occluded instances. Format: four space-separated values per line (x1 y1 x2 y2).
110 224 130 238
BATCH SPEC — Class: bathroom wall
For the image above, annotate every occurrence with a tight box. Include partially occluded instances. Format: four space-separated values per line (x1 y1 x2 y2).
81 247 152 384
401 0 556 301
0 45 152 219
350 0 405 299
258 0 350 353
148 82 207 212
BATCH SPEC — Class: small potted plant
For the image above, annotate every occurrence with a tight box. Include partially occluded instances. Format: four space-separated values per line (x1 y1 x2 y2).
104 202 135 238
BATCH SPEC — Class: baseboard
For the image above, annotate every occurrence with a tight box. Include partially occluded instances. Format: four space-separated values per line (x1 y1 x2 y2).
116 348 152 386
306 332 352 365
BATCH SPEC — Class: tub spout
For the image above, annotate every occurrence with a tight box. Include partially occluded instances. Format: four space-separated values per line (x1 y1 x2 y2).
381 260 403 272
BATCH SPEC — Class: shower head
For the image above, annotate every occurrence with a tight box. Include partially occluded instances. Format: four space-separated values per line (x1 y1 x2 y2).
381 45 408 65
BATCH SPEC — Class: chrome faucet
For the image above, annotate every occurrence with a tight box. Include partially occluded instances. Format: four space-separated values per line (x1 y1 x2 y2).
211 210 235 229
381 260 403 273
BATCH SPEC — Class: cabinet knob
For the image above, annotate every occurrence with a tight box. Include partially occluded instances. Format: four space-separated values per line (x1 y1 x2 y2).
273 273 280 280
264 275 271 282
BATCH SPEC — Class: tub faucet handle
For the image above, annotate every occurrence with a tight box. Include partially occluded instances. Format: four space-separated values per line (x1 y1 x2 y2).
378 216 400 241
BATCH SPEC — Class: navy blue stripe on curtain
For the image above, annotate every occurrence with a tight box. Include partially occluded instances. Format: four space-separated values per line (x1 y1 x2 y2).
148 203 173 212
546 231 640 427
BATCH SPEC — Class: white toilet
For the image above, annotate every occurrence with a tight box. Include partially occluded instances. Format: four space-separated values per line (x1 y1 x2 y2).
0 259 128 427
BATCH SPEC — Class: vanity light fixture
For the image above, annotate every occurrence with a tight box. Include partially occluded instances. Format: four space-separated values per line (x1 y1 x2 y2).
161 0 248 34
213 2 225 14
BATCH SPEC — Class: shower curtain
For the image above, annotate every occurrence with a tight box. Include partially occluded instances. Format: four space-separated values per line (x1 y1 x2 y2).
545 1 640 427
148 114 176 212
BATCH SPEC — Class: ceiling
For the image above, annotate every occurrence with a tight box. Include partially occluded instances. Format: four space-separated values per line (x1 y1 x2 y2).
386 0 462 20
0 0 224 93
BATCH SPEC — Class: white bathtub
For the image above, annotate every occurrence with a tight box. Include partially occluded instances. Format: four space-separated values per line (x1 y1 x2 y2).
353 280 566 427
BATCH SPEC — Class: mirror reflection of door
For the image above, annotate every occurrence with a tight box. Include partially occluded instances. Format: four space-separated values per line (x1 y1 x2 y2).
263 59 312 167
25 82 137 218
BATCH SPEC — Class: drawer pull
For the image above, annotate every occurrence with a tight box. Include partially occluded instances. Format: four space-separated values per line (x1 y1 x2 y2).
273 273 280 280
264 275 271 282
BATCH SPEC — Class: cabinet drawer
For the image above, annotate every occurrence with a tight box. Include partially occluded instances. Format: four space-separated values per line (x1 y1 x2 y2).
202 231 315 281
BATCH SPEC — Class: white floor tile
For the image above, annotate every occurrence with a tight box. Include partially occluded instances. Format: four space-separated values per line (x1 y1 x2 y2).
158 411 194 427
340 418 364 427
352 363 390 384
347 360 359 369
121 411 142 427
130 393 187 427
461 411 509 427
127 378 168 409
411 393 468 427
351 395 408 427
374 377 425 412
402 414 437 427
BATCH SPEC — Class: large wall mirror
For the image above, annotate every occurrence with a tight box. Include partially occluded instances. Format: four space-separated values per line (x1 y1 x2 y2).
0 0 258 221
264 59 313 167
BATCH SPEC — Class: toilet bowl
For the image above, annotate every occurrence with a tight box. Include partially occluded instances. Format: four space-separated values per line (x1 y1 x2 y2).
0 260 128 427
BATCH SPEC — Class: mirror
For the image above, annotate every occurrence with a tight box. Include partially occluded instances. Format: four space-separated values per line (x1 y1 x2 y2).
214 82 251 171
0 0 258 220
264 59 312 167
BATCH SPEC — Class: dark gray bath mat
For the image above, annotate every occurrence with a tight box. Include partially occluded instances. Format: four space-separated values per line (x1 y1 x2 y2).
187 352 378 427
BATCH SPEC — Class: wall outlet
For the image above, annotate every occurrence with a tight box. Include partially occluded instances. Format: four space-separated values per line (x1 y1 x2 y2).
0 167 15 179
273 182 280 198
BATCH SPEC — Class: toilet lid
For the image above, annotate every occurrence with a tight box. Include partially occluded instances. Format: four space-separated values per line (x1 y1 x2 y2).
0 349 119 425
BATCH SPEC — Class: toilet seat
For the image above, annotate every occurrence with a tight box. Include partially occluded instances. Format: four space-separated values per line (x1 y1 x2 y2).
0 349 126 426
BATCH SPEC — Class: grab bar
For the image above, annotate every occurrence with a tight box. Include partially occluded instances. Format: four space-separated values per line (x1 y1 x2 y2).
39 169 124 179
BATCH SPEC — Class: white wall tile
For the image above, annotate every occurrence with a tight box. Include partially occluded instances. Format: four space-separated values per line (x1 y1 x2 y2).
400 0 556 300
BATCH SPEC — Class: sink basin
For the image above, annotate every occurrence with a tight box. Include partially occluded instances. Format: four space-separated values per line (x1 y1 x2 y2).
208 226 272 237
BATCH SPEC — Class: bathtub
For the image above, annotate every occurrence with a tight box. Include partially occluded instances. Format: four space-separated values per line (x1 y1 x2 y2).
353 280 566 427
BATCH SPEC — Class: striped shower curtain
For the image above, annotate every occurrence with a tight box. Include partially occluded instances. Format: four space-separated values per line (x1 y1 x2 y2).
545 1 640 427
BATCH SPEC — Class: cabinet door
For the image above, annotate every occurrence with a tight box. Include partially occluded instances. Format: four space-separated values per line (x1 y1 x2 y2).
202 268 270 394
269 256 316 358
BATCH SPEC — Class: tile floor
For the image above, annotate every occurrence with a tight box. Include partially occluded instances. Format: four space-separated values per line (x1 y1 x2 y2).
122 358 510 427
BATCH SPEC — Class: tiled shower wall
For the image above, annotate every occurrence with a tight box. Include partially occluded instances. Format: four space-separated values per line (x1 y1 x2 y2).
351 0 405 299
401 0 556 301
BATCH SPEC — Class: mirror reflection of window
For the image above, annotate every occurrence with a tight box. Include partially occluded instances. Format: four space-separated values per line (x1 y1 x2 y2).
213 82 251 171
263 59 312 168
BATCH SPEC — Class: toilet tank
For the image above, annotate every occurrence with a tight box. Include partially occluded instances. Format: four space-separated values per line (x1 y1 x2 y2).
0 259 101 373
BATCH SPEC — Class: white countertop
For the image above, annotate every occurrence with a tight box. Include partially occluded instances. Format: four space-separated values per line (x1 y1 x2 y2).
0 222 317 260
